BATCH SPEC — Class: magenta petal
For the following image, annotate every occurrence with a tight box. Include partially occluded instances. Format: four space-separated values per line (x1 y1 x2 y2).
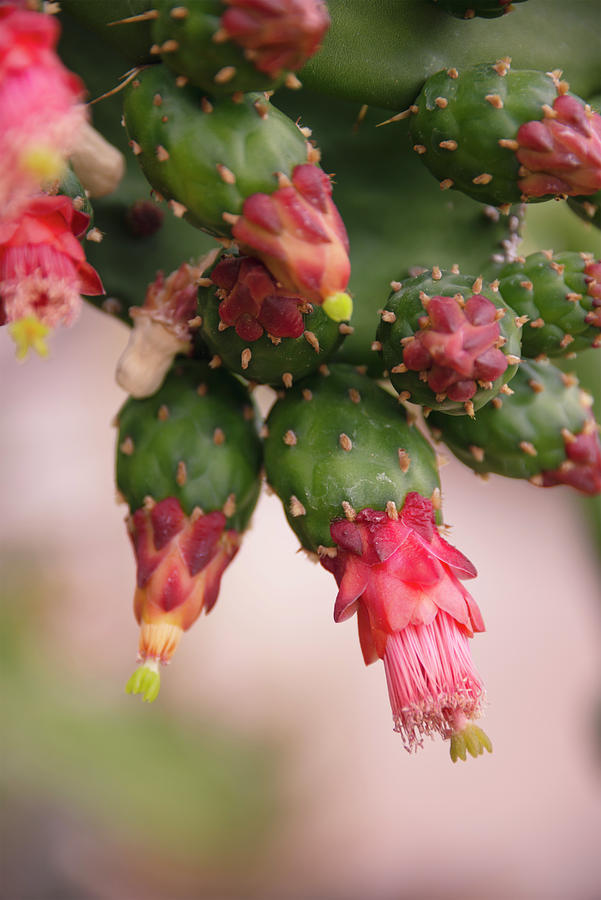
333 559 368 622
427 533 477 579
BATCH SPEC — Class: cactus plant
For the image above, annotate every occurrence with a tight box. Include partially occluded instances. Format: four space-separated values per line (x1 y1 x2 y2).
3 0 601 769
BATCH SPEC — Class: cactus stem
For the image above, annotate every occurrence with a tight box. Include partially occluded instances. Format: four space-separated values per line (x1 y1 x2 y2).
339 433 353 452
341 500 356 520
120 436 134 455
241 348 252 370
289 495 306 517
213 427 225 445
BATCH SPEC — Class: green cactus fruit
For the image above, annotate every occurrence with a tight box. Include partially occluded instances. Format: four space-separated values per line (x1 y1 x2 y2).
122 63 310 235
497 250 601 357
116 358 262 699
432 0 527 19
197 253 348 386
377 268 522 415
428 359 601 494
150 0 330 95
263 364 440 552
408 62 601 205
116 358 262 530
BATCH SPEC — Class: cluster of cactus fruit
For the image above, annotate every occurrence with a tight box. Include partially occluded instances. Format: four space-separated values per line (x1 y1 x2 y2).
2 0 601 761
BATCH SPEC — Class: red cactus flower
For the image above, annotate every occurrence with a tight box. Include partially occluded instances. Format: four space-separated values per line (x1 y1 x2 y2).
211 254 307 341
321 493 491 758
0 5 86 218
516 95 601 198
219 0 330 78
0 194 103 354
125 497 240 702
232 164 352 319
402 293 508 402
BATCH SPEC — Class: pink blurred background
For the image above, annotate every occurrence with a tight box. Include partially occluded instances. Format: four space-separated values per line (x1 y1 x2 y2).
2 272 601 899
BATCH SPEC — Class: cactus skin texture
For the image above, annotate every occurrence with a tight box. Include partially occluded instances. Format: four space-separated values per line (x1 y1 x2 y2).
151 0 330 95
263 364 440 553
377 269 522 415
408 62 601 206
122 63 309 235
432 0 526 19
428 360 601 495
497 250 601 357
116 358 262 698
197 254 347 386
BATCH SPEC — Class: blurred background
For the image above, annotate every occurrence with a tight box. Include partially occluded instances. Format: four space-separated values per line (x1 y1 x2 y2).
2 205 601 900
2 4 601 896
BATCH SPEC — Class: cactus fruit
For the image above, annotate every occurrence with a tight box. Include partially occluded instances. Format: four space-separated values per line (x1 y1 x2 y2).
150 0 330 95
497 250 601 357
377 269 522 415
263 367 490 757
116 250 219 398
432 0 527 18
408 62 601 206
122 64 310 235
197 253 347 385
116 359 262 699
263 364 441 551
428 360 601 494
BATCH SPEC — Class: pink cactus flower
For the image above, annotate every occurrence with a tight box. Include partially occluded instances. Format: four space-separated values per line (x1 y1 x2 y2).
211 254 307 341
125 497 240 702
0 194 104 347
516 94 601 198
402 293 508 402
232 164 352 320
0 4 86 218
321 493 491 758
220 0 330 78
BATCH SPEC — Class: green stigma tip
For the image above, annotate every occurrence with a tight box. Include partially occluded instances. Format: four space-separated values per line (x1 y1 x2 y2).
125 664 161 702
450 724 492 763
322 292 353 323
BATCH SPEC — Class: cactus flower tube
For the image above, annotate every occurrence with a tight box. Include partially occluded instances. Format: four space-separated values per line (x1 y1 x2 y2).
232 163 352 320
0 4 86 219
321 494 490 757
0 194 104 357
125 498 240 701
